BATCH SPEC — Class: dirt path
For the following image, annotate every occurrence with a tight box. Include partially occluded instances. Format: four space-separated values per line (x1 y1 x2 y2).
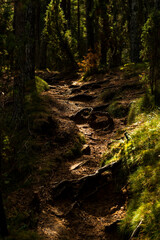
37 71 143 239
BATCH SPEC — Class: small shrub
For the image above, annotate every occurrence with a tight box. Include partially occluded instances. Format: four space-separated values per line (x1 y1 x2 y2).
78 49 100 80
120 62 146 79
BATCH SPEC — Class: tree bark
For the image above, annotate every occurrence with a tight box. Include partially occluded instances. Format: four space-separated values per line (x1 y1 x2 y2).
38 0 50 70
35 0 41 68
100 0 109 66
55 2 77 68
0 133 8 238
14 0 36 120
155 0 160 9
0 193 8 238
86 0 95 51
77 0 81 57
128 0 140 63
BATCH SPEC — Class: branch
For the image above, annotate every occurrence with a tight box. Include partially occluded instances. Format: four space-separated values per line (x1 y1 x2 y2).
129 219 143 240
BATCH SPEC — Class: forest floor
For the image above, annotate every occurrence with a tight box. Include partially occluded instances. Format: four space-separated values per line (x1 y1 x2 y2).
5 69 144 240
35 70 144 240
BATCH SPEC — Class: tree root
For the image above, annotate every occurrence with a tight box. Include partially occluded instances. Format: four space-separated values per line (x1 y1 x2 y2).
51 160 122 216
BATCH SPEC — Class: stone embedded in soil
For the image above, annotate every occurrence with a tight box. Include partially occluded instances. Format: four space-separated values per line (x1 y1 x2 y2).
81 144 91 155
70 107 93 124
88 111 114 130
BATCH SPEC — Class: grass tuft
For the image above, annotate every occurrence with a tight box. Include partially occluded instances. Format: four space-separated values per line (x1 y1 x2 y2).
128 93 155 124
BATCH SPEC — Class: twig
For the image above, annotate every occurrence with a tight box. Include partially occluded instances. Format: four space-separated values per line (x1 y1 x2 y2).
129 219 143 240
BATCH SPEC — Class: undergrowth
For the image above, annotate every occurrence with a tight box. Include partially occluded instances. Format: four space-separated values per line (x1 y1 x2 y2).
120 62 146 79
128 93 155 124
102 113 160 239
0 77 50 239
107 101 128 118
78 49 100 80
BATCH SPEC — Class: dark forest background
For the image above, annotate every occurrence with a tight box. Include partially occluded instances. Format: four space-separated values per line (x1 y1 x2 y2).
0 0 160 239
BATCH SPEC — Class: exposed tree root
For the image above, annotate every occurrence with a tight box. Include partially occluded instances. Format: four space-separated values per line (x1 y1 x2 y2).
51 160 122 217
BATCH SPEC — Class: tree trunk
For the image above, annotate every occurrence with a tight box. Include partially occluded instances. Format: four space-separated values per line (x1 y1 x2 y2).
155 0 160 9
61 0 71 29
39 35 47 70
35 0 41 68
77 0 81 57
0 193 8 238
55 2 77 68
38 0 50 70
61 0 67 17
86 0 95 51
14 0 36 121
67 0 71 29
100 0 109 66
128 0 140 63
0 133 8 238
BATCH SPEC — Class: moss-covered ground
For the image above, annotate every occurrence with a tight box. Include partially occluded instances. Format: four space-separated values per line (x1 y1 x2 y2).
102 110 160 239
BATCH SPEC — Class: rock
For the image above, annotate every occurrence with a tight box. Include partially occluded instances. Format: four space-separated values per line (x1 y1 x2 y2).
88 111 114 130
68 94 95 102
82 144 91 155
70 107 93 124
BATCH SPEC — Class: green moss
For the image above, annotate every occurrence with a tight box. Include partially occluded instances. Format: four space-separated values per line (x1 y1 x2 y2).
78 132 86 144
103 113 160 239
128 93 155 124
35 76 49 93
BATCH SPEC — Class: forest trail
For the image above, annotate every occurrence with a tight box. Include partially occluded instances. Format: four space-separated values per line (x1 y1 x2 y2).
36 71 144 240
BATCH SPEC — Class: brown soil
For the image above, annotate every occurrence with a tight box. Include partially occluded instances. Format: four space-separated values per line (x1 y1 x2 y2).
34 70 144 240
